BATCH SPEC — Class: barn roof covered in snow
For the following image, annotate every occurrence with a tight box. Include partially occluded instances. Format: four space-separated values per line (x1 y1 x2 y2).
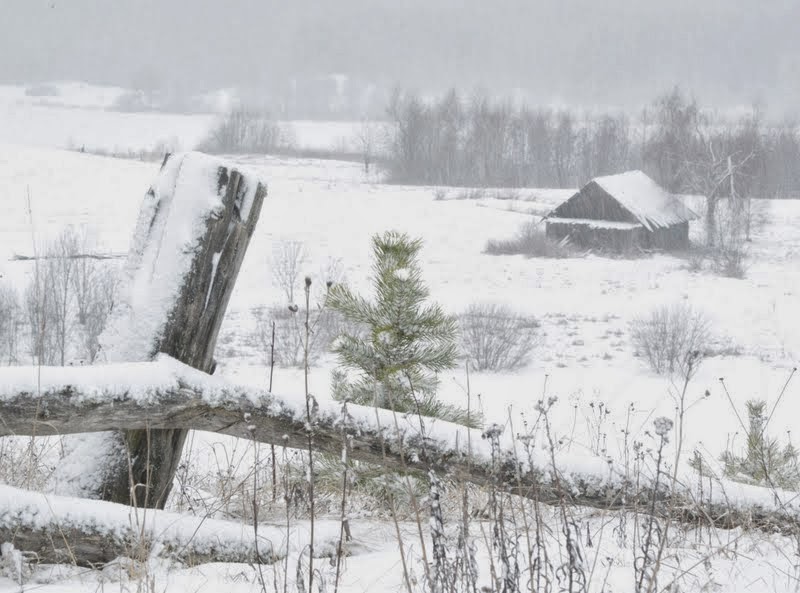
548 170 699 232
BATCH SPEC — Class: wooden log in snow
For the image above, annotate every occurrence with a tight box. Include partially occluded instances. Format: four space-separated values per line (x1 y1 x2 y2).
1 359 798 535
0 482 357 567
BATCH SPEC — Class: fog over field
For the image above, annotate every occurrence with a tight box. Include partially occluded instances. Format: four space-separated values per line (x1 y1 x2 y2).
2 0 799 112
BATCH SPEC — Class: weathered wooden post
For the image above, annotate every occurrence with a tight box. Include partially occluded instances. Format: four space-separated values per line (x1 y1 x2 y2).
58 152 266 509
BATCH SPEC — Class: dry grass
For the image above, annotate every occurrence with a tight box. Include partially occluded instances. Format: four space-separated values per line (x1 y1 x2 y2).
485 219 576 258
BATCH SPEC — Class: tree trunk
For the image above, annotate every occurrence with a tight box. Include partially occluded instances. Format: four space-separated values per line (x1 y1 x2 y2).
705 194 718 247
99 153 266 509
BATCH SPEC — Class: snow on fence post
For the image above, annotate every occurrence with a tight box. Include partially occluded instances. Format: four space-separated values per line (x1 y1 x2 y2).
59 152 266 509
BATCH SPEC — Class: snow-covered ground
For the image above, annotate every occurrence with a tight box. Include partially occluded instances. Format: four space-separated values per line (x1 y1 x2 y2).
5 144 793 464
0 94 800 591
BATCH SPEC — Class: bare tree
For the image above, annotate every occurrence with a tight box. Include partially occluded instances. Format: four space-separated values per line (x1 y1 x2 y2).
356 120 379 174
683 126 759 251
78 266 118 363
523 108 556 186
45 229 80 366
642 88 702 193
70 230 97 327
433 89 465 184
643 90 764 257
25 268 56 365
552 111 577 187
589 114 631 180
66 229 119 362
0 285 21 365
386 88 427 183
272 240 306 304
22 228 119 365
762 121 800 199
381 86 800 201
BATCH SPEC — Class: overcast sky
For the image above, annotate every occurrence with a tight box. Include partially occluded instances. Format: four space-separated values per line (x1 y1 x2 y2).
2 0 798 112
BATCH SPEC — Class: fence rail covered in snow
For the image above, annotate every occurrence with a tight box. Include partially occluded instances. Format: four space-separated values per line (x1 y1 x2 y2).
1 357 798 542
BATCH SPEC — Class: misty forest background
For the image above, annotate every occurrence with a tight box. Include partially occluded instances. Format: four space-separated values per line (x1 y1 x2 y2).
6 2 800 200
192 85 800 203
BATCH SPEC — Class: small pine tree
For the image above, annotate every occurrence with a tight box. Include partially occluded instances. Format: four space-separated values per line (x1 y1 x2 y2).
721 399 800 489
328 231 476 426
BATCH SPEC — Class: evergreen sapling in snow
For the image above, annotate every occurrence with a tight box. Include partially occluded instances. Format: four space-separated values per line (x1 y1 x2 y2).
328 231 477 426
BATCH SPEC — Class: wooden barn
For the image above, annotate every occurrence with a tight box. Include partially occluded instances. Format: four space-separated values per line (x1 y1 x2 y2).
545 171 698 251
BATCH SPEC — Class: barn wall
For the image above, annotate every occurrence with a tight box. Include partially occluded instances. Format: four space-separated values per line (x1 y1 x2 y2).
550 182 639 223
546 221 640 252
643 222 690 249
546 221 690 252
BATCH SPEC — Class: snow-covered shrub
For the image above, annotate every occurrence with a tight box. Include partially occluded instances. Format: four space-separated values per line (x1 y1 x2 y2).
630 303 711 376
712 242 747 279
485 220 574 258
454 187 487 200
704 197 768 279
0 433 60 492
254 251 353 368
252 304 342 368
110 89 156 112
708 201 748 278
198 106 286 154
459 303 540 371
491 189 522 201
0 542 33 585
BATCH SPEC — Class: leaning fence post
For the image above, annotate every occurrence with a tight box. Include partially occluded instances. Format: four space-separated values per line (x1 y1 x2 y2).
57 152 266 508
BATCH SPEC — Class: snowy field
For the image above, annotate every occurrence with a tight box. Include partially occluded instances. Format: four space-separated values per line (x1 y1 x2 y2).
3 146 797 461
0 92 799 591
0 82 367 154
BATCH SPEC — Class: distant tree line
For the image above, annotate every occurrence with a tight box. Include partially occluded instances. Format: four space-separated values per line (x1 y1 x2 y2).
384 87 800 198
